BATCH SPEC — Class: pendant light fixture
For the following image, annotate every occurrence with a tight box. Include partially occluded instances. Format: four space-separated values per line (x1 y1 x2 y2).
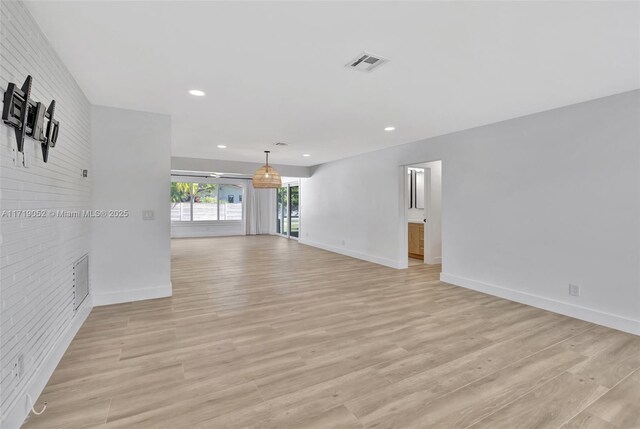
252 150 282 188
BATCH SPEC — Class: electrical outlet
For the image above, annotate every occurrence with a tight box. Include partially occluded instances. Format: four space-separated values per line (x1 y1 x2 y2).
12 148 19 167
569 284 580 297
22 152 28 168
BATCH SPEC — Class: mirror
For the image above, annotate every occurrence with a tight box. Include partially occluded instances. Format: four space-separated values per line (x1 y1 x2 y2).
408 168 424 209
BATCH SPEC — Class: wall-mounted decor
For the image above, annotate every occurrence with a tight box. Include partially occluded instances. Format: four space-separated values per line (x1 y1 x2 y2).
2 75 60 162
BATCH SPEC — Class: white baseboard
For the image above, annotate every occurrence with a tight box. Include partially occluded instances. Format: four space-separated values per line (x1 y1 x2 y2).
93 283 172 306
171 231 242 238
2 301 93 429
440 272 640 336
299 238 403 269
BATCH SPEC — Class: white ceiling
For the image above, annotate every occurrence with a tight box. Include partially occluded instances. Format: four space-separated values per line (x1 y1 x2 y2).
26 1 640 167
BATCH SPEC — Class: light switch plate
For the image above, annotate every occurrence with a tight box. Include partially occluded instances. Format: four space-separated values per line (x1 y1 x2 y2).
142 210 155 220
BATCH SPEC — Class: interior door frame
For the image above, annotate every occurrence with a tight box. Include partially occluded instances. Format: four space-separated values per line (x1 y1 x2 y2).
402 161 442 268
423 166 433 264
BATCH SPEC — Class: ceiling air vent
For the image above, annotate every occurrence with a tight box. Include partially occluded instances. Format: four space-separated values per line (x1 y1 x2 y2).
345 52 389 72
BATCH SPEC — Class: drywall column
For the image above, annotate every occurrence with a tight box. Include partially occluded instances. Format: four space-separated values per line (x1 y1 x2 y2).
90 106 172 305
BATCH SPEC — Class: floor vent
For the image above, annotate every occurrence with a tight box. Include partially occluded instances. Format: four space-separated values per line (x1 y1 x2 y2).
73 255 89 311
345 52 389 72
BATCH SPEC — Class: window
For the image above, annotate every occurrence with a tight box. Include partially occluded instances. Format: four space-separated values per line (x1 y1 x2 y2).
193 183 218 221
219 184 243 220
171 181 243 221
171 182 194 221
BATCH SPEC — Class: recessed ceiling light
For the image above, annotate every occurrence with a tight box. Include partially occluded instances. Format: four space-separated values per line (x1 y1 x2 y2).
384 126 396 131
217 145 227 149
189 89 205 96
303 154 311 157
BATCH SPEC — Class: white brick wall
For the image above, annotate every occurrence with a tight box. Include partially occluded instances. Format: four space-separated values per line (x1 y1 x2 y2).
0 0 91 421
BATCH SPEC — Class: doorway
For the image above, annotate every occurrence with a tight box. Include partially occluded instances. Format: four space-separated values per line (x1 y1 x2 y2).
277 183 299 239
405 161 442 267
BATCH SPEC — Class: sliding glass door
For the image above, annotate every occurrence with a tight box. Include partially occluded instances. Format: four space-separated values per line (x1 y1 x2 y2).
289 185 299 238
276 187 288 235
276 184 299 239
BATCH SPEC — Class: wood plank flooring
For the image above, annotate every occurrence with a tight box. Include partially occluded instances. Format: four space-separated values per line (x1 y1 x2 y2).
22 236 640 428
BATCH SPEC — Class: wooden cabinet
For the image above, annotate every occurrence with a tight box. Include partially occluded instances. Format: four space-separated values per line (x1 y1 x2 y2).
408 222 424 259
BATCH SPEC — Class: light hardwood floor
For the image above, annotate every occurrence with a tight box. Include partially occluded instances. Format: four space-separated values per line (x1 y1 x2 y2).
23 236 640 428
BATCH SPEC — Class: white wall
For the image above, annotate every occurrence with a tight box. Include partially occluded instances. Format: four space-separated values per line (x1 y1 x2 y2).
0 2 93 426
300 152 407 268
90 106 171 306
301 90 640 334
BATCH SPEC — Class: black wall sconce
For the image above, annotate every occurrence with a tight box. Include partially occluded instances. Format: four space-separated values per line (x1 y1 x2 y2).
2 75 60 162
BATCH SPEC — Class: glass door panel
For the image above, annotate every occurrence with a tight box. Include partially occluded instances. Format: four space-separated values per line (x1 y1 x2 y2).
276 184 300 238
289 185 299 238
276 186 288 236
